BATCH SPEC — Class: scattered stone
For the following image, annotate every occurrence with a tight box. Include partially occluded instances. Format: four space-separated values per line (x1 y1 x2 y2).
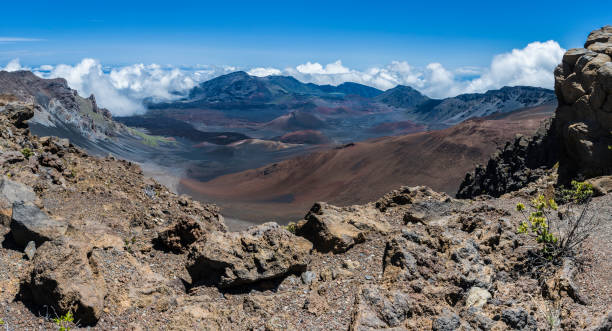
187 222 312 288
350 286 413 329
0 150 24 165
10 202 67 248
24 240 36 260
432 309 461 331
342 259 360 270
592 311 612 331
301 271 317 285
501 308 537 331
465 287 491 308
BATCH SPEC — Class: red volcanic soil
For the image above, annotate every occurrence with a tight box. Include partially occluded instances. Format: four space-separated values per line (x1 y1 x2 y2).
279 130 331 144
368 120 426 134
180 105 555 223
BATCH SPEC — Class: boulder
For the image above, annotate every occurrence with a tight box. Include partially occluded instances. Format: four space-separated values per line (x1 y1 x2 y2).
23 239 106 326
349 286 414 330
10 202 67 248
187 222 311 288
295 202 389 253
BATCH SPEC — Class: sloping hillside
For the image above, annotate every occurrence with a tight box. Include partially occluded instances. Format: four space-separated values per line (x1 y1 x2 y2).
180 104 555 222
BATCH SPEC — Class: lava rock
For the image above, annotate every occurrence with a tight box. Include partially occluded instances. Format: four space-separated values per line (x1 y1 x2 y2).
187 222 311 288
10 202 67 248
295 202 389 253
23 239 107 326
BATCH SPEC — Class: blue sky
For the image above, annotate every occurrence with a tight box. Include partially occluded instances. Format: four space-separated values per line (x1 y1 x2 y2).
1 0 610 68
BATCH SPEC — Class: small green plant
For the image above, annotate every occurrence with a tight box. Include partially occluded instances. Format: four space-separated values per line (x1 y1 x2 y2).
516 196 559 255
556 180 593 204
285 222 297 234
515 181 598 266
0 317 4 325
53 311 74 331
21 147 33 158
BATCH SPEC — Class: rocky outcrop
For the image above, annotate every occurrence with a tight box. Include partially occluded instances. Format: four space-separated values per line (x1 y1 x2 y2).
555 26 612 180
457 26 612 198
187 223 312 288
295 202 390 253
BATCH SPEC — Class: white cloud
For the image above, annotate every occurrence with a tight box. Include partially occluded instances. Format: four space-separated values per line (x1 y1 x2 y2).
265 41 565 98
1 58 27 72
0 37 41 43
1 40 565 115
464 41 565 94
248 67 282 77
21 59 235 116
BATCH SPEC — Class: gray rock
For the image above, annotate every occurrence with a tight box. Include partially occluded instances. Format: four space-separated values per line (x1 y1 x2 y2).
350 286 413 329
0 177 36 205
432 309 460 331
501 308 537 330
24 240 36 260
301 271 317 285
10 202 67 248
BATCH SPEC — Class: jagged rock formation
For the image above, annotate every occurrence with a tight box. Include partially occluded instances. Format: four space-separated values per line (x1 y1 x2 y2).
457 119 559 198
458 26 612 198
555 26 612 179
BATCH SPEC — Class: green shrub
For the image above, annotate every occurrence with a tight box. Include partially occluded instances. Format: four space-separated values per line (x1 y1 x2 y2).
53 311 74 331
555 180 593 205
285 222 297 234
21 147 33 158
516 181 598 265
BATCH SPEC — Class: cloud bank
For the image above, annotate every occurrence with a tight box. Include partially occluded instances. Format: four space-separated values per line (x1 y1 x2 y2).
1 40 564 115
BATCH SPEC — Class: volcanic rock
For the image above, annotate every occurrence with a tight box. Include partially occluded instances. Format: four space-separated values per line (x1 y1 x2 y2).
295 202 390 253
23 239 107 326
10 202 67 248
187 222 312 288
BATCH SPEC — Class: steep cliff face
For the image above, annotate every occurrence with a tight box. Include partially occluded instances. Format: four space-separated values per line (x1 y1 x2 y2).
457 26 612 198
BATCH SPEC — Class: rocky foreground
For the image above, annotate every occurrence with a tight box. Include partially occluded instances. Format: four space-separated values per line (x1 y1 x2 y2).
0 27 611 330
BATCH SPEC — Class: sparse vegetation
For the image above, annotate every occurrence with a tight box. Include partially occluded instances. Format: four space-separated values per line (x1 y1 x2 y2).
129 128 175 147
21 147 33 158
516 181 598 266
53 311 74 331
285 222 297 234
